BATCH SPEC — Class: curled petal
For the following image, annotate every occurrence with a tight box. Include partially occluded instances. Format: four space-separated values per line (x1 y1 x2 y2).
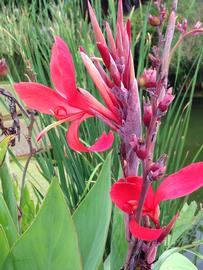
154 162 203 206
66 114 114 152
13 82 80 115
50 36 77 100
36 112 85 141
129 219 163 241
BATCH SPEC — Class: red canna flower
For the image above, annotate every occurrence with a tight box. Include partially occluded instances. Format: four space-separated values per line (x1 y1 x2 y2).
14 36 121 152
110 162 203 241
14 0 141 153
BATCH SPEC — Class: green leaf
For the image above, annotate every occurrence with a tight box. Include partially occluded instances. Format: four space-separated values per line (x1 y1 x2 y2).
110 207 128 270
103 255 110 270
153 248 179 270
0 136 12 167
73 153 112 270
169 202 197 247
0 225 10 268
0 195 18 247
2 179 83 270
0 161 18 228
159 252 198 270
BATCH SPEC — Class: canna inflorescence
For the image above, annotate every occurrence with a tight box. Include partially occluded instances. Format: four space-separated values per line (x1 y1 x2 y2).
13 0 203 269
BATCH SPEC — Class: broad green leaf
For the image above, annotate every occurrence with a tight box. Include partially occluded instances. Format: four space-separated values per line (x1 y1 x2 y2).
20 185 36 232
0 195 18 247
0 161 18 228
159 252 197 270
169 202 197 247
2 179 83 270
0 225 10 268
110 207 128 270
104 255 110 270
153 248 179 270
0 136 12 166
73 153 112 270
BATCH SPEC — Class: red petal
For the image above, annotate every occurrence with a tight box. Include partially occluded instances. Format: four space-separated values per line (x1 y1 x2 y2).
117 0 124 36
88 1 106 45
66 114 114 152
13 82 80 115
50 36 77 100
157 214 178 243
80 51 117 114
106 22 117 59
71 88 120 126
154 162 203 205
129 219 163 241
110 177 155 214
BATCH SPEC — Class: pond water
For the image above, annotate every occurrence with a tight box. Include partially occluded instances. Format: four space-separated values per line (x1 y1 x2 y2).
186 97 203 204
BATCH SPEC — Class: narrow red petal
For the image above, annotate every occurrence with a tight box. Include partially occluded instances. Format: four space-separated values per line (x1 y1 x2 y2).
50 36 77 99
66 114 114 152
157 214 179 243
129 219 163 241
154 162 203 205
88 1 106 45
13 82 74 115
106 22 117 59
71 88 120 126
80 51 119 116
97 42 110 68
117 0 124 36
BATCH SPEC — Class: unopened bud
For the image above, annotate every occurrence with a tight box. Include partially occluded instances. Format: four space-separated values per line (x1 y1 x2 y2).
158 89 174 112
0 58 8 77
160 7 167 21
143 98 152 127
135 138 147 160
148 15 161 27
149 154 167 180
176 19 188 33
138 68 157 89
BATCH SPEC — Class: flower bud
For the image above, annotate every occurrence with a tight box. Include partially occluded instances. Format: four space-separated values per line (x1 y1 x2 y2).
135 138 147 160
0 58 8 77
176 19 188 33
143 98 152 127
149 154 167 180
138 68 157 89
158 89 174 112
148 15 161 27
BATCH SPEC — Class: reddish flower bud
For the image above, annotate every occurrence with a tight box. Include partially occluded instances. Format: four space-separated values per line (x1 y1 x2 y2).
138 68 157 89
158 88 174 112
143 98 152 127
135 138 147 160
176 19 188 33
0 58 8 77
148 15 161 27
149 154 167 180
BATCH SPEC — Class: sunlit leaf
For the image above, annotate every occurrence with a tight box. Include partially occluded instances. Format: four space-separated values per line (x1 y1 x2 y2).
2 179 83 270
73 153 112 270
